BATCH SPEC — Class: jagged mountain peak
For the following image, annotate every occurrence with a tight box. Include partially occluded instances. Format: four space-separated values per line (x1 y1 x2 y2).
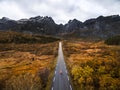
17 19 29 24
29 16 55 23
0 15 120 39
1 17 11 21
0 17 13 23
96 15 120 22
29 16 43 20
68 19 82 23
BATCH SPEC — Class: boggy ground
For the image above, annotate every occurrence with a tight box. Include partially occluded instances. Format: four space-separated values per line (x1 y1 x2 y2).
63 40 120 90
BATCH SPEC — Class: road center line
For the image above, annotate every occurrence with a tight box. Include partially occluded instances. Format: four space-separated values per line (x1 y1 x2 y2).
66 70 67 73
51 87 53 90
53 77 55 82
67 76 69 81
70 85 72 90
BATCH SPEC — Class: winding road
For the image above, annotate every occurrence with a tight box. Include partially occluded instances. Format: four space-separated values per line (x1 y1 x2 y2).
51 42 72 90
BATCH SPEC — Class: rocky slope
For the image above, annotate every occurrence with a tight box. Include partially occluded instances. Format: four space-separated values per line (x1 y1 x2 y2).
0 15 120 39
82 15 120 38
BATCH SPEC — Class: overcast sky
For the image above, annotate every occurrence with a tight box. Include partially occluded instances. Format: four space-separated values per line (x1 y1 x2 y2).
0 0 120 24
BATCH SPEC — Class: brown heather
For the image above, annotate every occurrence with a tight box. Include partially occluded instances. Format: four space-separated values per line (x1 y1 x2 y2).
0 31 59 90
63 40 120 90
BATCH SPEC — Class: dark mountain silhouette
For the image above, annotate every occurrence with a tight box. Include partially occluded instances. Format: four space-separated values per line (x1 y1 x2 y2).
0 15 120 39
0 17 17 30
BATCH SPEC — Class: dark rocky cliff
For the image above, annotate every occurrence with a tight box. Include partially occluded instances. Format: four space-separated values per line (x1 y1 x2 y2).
0 15 120 39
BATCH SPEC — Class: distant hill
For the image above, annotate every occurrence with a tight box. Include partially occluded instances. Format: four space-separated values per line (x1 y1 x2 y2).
0 15 120 39
70 15 120 39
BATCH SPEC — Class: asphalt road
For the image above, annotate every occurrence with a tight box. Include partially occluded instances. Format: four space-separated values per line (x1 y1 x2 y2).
51 42 72 90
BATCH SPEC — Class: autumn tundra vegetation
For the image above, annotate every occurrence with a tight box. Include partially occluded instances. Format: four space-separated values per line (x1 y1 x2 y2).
0 31 120 90
63 39 120 90
0 31 59 90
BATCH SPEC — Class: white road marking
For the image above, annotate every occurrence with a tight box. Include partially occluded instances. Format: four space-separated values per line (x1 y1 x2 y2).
67 76 69 81
55 71 56 74
66 70 67 73
70 85 72 90
51 87 53 90
53 77 55 82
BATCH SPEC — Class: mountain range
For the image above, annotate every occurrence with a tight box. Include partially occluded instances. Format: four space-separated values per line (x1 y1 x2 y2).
0 15 120 39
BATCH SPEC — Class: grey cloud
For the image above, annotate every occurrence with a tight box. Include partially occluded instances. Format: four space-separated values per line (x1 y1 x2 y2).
0 0 120 24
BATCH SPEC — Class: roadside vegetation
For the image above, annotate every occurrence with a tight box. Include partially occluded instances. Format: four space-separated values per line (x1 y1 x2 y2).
0 31 59 44
105 35 120 45
63 40 120 90
0 31 59 90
